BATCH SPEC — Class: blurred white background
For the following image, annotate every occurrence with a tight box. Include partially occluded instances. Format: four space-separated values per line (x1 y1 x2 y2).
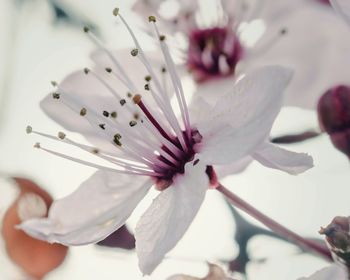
0 0 349 279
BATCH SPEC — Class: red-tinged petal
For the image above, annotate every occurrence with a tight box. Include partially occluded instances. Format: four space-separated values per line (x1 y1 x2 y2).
2 178 68 279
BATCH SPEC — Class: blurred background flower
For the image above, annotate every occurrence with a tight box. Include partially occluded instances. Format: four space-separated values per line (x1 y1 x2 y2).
1 177 68 279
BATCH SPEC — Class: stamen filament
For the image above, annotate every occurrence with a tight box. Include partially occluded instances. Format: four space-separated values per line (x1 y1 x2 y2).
53 88 159 167
139 101 172 140
28 127 156 173
85 29 139 93
63 138 155 173
36 144 159 176
151 22 192 143
117 13 189 151
141 118 185 157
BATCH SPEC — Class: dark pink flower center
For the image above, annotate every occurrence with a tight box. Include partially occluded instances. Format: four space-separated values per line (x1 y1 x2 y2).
318 85 350 157
187 27 243 83
154 130 202 191
133 94 202 190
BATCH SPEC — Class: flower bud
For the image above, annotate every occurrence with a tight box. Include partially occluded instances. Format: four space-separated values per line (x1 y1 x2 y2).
317 85 350 158
320 216 350 265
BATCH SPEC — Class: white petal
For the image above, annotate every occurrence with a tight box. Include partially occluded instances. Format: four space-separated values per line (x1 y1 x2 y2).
189 96 213 125
330 0 350 25
19 171 152 246
251 2 350 109
299 264 347 280
191 76 236 108
215 156 253 178
135 161 209 275
196 65 293 165
252 142 313 175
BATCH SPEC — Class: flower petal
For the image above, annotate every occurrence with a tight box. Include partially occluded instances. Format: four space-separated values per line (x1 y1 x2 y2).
215 156 253 178
251 2 350 109
195 65 293 165
330 0 350 25
252 142 313 175
40 49 148 151
19 171 152 246
299 264 347 280
135 161 209 275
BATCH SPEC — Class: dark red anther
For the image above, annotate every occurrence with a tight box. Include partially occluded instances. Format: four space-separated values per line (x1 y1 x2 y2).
317 85 350 158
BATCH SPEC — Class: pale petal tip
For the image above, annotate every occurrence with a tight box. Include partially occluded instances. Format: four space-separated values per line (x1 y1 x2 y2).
289 153 314 175
16 218 56 244
138 258 159 276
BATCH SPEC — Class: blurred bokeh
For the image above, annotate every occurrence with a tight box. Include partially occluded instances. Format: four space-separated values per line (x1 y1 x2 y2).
0 0 349 279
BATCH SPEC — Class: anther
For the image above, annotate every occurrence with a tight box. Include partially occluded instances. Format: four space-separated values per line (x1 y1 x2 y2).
114 133 122 140
144 84 150 91
145 75 152 82
99 124 106 130
111 111 117 118
129 120 137 127
161 66 166 73
127 92 133 98
159 35 166 41
133 94 142 104
92 148 99 154
83 26 89 33
34 142 41 149
148 16 156 22
133 113 140 120
58 132 66 140
51 81 57 87
84 68 90 74
113 7 119 17
113 134 122 146
105 67 112 73
114 139 122 146
80 108 87 116
103 110 110 117
131 48 139 56
52 93 60 99
120 99 126 106
26 126 32 134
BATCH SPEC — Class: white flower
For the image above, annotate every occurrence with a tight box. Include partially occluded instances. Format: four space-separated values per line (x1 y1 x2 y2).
330 0 350 25
298 264 347 280
19 12 313 275
133 0 350 109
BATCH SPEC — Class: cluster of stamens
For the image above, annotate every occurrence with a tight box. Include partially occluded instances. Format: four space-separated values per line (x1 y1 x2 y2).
27 9 201 190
